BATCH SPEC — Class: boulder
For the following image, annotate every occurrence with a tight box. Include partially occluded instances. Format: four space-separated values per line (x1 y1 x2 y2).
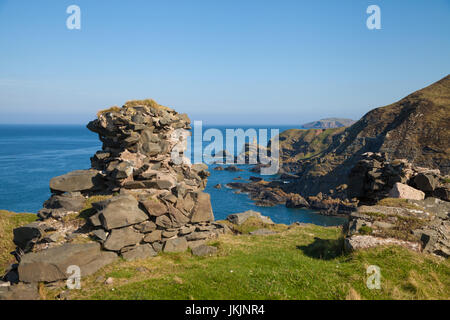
190 192 214 223
49 170 103 193
249 229 277 236
18 242 117 283
191 245 218 257
13 222 44 251
44 192 86 212
143 230 162 243
99 195 149 230
140 199 168 217
121 244 157 261
388 183 425 200
414 173 438 192
163 237 188 253
103 226 143 251
285 194 309 208
227 210 273 225
0 283 40 300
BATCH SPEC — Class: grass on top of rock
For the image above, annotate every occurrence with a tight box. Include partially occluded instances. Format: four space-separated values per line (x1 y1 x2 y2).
0 210 36 275
124 99 170 111
42 222 450 300
96 106 121 117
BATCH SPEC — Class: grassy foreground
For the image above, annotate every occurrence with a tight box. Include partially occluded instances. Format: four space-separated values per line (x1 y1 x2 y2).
46 221 449 300
1 211 448 300
0 210 36 274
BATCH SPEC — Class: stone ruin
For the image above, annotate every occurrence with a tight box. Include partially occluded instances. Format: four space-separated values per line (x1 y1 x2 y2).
2 100 228 286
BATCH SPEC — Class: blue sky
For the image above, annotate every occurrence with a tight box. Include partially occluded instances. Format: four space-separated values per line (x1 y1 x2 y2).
0 0 449 125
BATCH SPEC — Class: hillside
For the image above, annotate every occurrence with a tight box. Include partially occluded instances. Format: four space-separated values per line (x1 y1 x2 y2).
302 118 356 129
281 75 450 196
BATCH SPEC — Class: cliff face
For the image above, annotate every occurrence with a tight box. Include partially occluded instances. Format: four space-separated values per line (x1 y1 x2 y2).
283 75 450 197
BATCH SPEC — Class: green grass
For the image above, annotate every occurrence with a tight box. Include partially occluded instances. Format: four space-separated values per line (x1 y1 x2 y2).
377 198 421 210
45 223 450 300
358 225 373 235
0 210 37 274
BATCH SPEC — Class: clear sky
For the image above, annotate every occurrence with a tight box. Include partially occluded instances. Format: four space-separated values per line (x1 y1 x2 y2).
0 0 449 125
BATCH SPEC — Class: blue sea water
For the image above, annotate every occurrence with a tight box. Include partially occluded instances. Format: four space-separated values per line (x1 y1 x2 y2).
0 124 345 226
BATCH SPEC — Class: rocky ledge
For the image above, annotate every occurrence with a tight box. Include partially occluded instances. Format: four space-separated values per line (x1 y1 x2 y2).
1 99 228 292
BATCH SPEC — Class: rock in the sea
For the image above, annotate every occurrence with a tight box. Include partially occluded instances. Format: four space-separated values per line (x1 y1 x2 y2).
285 193 309 208
99 195 149 230
18 242 117 283
388 183 425 200
49 170 104 193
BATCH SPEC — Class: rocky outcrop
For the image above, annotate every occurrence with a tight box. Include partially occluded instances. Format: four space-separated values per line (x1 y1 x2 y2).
280 75 450 197
301 118 356 129
344 197 449 257
348 152 449 203
2 99 226 294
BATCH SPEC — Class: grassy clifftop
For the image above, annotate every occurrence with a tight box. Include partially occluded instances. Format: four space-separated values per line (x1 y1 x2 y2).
44 220 449 300
1 211 448 300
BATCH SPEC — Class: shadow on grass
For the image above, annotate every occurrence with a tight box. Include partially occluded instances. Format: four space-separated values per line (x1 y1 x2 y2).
297 237 346 260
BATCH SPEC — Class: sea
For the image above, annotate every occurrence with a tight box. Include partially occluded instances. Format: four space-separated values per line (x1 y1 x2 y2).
0 124 345 226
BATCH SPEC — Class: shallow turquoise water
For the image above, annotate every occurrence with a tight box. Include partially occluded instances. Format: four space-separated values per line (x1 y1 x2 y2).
0 124 345 226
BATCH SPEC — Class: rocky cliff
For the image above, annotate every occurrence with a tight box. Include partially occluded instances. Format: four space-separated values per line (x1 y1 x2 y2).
282 75 450 197
2 99 227 287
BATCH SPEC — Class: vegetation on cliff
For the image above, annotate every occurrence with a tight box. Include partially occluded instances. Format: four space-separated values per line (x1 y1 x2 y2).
280 75 450 196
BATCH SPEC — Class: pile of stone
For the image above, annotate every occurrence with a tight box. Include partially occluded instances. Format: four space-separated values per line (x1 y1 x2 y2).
344 197 449 257
347 152 449 203
2 100 228 288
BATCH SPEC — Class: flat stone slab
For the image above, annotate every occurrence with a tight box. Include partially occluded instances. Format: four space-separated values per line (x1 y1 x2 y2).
191 245 218 257
99 195 149 230
345 235 421 252
49 170 103 193
227 210 273 225
18 242 117 283
249 229 277 236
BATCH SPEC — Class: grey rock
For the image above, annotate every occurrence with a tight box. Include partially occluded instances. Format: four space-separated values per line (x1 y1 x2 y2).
141 199 168 217
0 283 40 300
249 229 277 236
92 229 108 241
143 230 162 243
190 192 214 223
103 226 143 251
191 245 218 257
163 237 188 253
49 170 104 193
18 242 117 283
121 244 157 261
13 222 43 251
99 195 149 230
187 240 206 249
414 173 438 192
227 210 273 225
